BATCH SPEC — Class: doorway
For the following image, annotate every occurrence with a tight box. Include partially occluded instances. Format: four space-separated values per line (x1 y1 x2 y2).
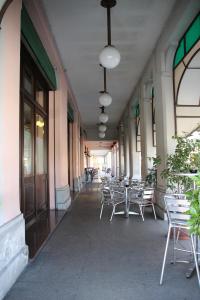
20 44 49 225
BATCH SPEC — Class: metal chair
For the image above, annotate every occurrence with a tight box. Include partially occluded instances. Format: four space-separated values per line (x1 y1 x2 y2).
129 188 156 221
99 188 126 221
160 194 200 287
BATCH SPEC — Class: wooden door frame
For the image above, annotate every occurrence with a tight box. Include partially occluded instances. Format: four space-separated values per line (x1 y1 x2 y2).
20 43 50 225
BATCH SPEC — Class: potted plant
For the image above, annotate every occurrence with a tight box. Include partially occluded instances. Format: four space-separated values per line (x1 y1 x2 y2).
161 136 200 192
189 151 200 173
145 156 161 187
185 174 200 236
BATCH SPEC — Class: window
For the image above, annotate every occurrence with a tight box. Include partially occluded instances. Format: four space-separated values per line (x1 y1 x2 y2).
173 13 200 136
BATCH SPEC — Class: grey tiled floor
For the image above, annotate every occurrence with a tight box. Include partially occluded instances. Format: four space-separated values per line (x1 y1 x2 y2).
5 184 199 299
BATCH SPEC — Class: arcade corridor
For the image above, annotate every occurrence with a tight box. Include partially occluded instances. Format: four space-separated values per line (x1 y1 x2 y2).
0 1 200 298
5 184 200 300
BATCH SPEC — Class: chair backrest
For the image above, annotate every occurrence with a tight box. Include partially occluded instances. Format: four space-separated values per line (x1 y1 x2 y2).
111 185 125 193
101 188 111 203
142 189 154 201
129 187 143 198
111 189 125 202
164 194 190 225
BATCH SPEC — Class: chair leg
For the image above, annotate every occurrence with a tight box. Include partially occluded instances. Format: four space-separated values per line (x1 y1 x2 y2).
152 203 157 220
176 228 180 241
100 203 104 220
160 225 171 285
139 205 144 221
191 234 200 287
173 227 176 264
110 205 115 222
142 206 145 217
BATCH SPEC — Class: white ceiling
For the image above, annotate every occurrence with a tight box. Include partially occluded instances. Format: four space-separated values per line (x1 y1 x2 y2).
41 0 176 133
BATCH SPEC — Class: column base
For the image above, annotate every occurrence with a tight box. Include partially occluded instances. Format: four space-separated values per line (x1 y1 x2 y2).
55 185 71 210
74 176 84 192
155 188 167 220
73 177 80 192
0 214 28 300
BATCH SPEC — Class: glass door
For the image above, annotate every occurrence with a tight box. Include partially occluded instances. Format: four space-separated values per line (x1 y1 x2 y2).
35 113 48 214
23 102 35 221
21 44 49 225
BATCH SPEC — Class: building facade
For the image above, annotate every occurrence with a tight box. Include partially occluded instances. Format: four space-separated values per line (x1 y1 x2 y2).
0 0 199 299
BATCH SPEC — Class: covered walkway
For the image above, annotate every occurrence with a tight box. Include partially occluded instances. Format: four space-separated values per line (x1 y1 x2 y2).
5 184 199 300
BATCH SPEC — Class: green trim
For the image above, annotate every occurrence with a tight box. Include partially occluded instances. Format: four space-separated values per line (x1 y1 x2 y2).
173 13 200 68
21 6 57 90
134 104 140 118
174 39 184 67
186 14 200 52
68 103 74 122
152 87 154 98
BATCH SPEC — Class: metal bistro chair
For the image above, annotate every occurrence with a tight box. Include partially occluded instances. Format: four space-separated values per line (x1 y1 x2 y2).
129 188 156 221
100 187 125 222
160 194 200 287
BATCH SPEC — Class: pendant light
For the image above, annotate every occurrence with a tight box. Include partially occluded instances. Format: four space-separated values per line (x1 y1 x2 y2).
99 124 107 132
99 106 109 123
99 66 112 107
99 0 120 69
99 132 105 138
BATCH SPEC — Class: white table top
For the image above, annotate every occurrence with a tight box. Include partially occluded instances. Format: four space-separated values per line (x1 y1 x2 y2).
174 173 198 177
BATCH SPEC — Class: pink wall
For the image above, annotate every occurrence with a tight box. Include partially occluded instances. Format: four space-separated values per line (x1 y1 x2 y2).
48 92 55 209
0 0 22 225
24 0 83 196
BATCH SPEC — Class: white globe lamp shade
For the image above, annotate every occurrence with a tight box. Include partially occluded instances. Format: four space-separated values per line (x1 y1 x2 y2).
99 45 120 69
99 113 108 123
99 124 107 132
99 92 112 107
99 132 105 138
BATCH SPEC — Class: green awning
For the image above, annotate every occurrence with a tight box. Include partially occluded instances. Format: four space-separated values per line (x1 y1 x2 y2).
21 6 57 90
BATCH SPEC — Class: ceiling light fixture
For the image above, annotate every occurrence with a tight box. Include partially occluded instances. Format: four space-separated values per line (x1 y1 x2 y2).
99 0 120 69
99 66 112 107
99 132 106 138
99 124 107 132
99 106 109 123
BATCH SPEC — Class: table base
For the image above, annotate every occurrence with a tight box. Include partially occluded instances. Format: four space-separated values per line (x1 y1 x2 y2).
114 211 139 218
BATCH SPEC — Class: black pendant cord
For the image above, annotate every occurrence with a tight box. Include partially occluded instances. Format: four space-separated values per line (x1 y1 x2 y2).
104 67 107 92
101 106 105 113
101 0 116 45
107 6 111 46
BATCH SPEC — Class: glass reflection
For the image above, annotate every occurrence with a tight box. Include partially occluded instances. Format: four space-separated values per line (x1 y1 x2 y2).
24 103 33 176
36 114 46 174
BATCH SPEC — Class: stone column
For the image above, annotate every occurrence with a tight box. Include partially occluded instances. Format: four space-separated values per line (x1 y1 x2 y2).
153 45 177 218
0 1 28 298
128 103 135 178
54 90 71 208
130 100 141 179
122 110 130 177
116 142 119 177
140 82 156 180
118 122 125 176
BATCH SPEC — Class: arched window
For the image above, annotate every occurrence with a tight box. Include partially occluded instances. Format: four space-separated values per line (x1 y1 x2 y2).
173 12 200 136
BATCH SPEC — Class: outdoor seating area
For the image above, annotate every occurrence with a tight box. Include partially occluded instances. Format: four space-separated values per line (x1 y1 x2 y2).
0 1 199 299
99 175 200 289
99 176 156 221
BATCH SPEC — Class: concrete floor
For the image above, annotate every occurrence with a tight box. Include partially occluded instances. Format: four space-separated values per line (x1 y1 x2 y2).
5 183 199 300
